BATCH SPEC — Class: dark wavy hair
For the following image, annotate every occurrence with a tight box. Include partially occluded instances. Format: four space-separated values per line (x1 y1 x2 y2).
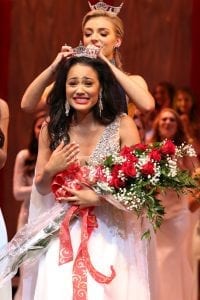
0 128 4 148
151 108 187 145
47 56 124 150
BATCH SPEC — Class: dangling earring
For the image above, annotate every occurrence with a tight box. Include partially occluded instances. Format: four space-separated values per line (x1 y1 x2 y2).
98 89 103 116
65 100 70 116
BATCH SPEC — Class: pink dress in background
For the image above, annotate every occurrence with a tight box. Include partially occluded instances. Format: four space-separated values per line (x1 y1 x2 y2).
13 149 35 230
156 190 196 300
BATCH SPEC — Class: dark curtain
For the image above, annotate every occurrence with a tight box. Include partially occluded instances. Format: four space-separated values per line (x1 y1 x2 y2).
0 0 12 208
190 0 200 100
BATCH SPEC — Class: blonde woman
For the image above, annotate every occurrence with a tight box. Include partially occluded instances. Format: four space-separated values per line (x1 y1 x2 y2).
21 8 154 114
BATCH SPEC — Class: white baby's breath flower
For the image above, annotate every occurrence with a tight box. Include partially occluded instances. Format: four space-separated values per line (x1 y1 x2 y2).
137 155 149 166
175 143 197 158
118 170 126 181
94 182 114 194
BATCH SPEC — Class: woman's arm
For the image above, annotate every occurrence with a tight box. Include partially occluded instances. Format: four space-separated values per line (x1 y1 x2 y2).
21 65 56 113
119 114 141 147
34 124 80 195
99 54 155 113
0 99 9 169
13 149 33 200
21 46 74 113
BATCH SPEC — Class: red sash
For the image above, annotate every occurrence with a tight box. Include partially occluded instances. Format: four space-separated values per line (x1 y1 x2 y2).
59 205 116 300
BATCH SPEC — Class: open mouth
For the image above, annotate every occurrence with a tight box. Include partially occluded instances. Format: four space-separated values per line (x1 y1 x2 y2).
73 97 89 104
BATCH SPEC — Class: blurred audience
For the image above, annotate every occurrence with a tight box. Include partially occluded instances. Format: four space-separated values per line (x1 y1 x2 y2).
153 81 175 112
134 81 175 142
173 86 200 157
150 107 199 300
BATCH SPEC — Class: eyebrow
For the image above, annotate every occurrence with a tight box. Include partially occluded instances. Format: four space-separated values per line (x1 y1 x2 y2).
67 76 93 80
84 27 109 32
161 117 176 120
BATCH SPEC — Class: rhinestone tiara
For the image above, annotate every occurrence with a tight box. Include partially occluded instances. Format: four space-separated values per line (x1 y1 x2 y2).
73 42 99 59
88 1 123 15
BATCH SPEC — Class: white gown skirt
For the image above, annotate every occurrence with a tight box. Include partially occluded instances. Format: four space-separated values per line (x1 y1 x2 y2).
33 205 153 300
22 185 159 300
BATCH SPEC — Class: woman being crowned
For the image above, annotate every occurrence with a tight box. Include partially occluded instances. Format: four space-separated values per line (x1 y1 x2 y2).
22 41 153 300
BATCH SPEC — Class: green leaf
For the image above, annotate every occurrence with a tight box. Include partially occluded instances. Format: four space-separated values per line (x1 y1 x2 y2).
141 229 151 240
104 155 114 167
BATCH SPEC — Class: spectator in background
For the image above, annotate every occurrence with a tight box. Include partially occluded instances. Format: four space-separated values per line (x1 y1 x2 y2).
150 107 199 300
173 86 200 157
13 111 46 230
144 81 175 142
13 111 46 300
153 81 175 113
0 98 12 300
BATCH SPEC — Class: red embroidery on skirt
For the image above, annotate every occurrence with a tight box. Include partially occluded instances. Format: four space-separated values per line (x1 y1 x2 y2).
59 206 116 300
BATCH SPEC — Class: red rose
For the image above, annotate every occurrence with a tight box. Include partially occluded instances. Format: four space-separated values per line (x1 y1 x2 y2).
120 146 132 157
149 149 161 162
109 164 126 188
141 162 155 176
120 146 138 163
161 140 176 155
121 161 136 177
109 177 126 189
51 163 84 199
133 143 147 152
128 154 138 163
111 164 122 175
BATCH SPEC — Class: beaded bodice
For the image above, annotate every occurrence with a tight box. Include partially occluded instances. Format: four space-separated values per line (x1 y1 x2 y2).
87 116 121 166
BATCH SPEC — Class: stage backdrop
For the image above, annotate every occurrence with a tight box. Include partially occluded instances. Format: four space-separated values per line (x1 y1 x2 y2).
0 0 199 239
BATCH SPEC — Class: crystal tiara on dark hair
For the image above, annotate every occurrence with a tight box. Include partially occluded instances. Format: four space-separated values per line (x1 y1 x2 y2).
73 42 100 59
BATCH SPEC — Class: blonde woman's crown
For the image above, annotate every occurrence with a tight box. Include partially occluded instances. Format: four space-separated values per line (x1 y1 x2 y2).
88 1 123 15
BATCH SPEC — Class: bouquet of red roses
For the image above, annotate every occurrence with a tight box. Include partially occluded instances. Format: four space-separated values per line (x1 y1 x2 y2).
0 140 198 287
52 140 198 236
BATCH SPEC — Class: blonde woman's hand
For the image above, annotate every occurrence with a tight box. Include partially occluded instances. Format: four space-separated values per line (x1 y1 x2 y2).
50 45 74 73
96 45 107 61
46 141 80 176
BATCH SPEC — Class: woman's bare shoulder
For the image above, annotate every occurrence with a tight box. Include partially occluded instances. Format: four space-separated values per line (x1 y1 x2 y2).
0 99 9 117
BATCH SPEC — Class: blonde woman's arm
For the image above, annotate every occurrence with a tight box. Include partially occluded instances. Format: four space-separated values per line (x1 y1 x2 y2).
99 54 155 113
21 46 73 112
